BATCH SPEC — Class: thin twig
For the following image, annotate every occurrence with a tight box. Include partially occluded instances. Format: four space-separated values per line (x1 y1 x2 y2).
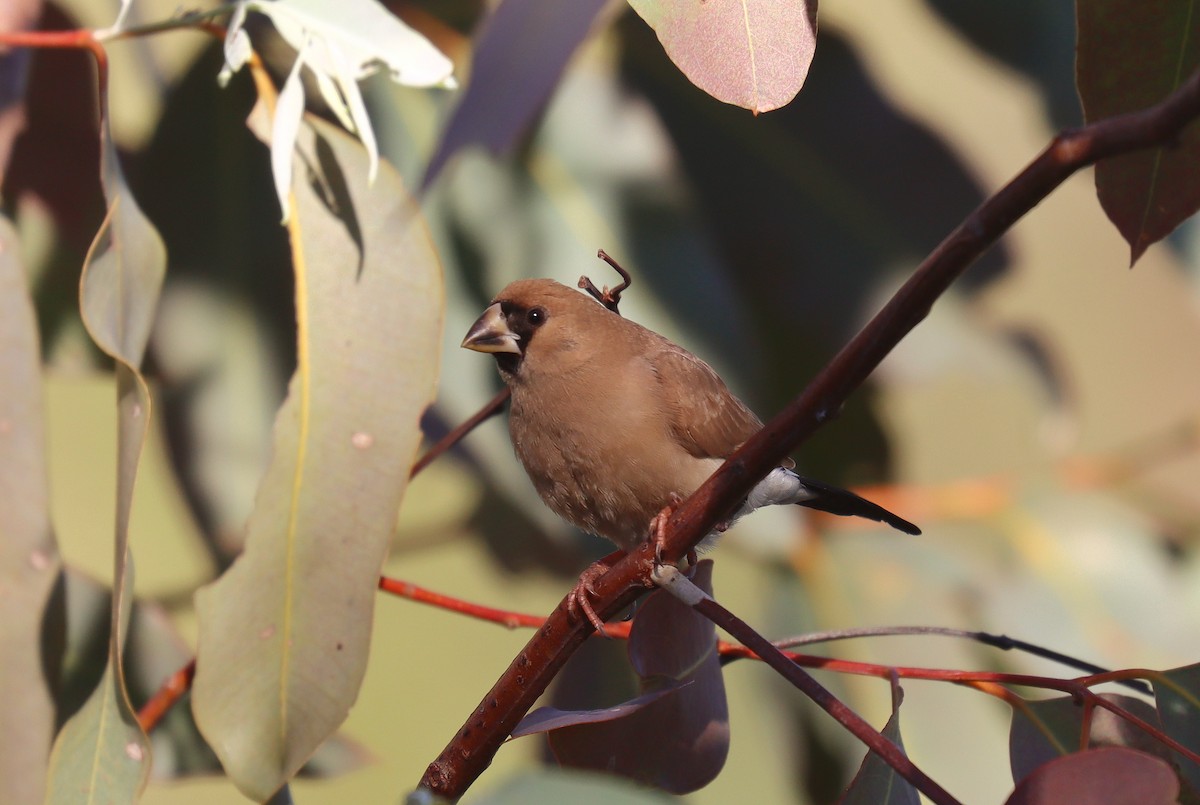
410 388 510 478
138 659 197 733
648 567 957 804
578 249 632 313
762 625 1152 695
376 573 1189 777
417 67 1200 801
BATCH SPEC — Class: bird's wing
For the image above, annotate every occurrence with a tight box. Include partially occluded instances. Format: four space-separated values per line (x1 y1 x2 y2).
649 345 766 461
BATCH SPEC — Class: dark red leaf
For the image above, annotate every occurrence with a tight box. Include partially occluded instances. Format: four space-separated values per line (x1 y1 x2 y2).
1004 747 1178 805
1076 0 1200 263
515 561 729 794
510 687 679 738
628 561 718 681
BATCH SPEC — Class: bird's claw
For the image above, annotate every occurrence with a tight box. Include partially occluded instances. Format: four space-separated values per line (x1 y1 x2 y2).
648 493 685 567
567 580 609 637
565 550 625 638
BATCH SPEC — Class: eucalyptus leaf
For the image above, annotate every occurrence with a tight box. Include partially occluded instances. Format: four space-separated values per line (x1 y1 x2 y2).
44 99 165 805
192 112 442 801
841 690 919 805
0 215 62 805
220 0 457 210
627 0 818 112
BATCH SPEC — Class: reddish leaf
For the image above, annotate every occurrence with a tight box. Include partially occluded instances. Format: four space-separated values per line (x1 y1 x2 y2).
514 561 729 794
627 0 818 113
1004 747 1178 805
511 687 679 737
1076 0 1200 264
628 561 719 682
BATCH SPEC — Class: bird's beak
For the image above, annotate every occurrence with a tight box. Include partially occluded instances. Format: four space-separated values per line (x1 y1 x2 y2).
461 303 521 355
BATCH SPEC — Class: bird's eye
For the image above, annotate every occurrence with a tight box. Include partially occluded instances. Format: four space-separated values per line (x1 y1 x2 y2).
527 307 547 327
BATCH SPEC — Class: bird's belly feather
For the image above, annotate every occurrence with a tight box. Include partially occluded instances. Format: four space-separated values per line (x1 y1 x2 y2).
510 395 716 549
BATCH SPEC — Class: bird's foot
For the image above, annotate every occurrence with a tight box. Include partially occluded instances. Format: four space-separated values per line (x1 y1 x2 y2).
649 493 685 566
566 549 625 638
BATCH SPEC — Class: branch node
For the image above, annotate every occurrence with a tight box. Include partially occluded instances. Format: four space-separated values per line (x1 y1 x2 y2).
579 249 632 313
651 564 712 606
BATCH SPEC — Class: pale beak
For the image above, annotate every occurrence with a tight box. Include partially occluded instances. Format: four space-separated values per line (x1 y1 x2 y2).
461 302 521 355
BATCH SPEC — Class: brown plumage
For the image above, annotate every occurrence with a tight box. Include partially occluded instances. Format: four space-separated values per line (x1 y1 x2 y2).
462 278 918 556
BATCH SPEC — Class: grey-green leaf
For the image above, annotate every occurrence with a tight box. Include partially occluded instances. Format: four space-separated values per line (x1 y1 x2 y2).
191 111 443 801
0 215 62 805
44 105 164 804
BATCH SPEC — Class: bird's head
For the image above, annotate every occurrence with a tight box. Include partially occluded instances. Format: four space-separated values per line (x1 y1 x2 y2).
461 279 609 380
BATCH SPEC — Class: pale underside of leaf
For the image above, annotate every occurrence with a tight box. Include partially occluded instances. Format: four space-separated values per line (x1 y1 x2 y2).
627 0 818 113
221 0 458 214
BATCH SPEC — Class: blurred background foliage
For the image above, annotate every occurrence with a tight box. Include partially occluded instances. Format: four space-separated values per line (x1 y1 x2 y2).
6 0 1200 801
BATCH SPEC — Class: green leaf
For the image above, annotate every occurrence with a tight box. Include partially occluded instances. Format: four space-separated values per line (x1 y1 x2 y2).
1008 693 1164 785
1151 663 1200 794
45 558 147 804
1076 0 1200 264
191 112 443 801
1010 695 1089 782
841 688 919 805
0 215 62 805
626 0 818 113
44 98 164 805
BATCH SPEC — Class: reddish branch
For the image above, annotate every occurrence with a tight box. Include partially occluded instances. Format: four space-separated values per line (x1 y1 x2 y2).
686 588 958 802
383 571 1200 773
137 659 196 733
419 67 1200 800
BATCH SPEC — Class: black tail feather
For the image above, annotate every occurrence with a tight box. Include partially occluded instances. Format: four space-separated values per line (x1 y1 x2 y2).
793 476 921 535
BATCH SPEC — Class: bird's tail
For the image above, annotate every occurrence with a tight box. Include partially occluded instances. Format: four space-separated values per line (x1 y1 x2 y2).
792 475 921 535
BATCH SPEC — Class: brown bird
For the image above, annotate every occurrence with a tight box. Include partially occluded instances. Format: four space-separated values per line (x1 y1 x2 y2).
462 279 918 627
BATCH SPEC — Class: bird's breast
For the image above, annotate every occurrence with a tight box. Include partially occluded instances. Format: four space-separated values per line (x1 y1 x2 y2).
507 369 717 549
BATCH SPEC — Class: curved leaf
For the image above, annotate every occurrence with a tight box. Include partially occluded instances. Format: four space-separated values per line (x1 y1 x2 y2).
44 98 165 804
191 113 443 801
1151 663 1200 794
1009 693 1164 784
529 561 729 794
627 0 818 113
0 216 62 805
1077 0 1200 264
221 0 457 207
44 559 144 804
1004 747 1178 805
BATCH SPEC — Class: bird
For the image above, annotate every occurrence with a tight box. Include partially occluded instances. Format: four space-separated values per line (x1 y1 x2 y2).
462 278 918 629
